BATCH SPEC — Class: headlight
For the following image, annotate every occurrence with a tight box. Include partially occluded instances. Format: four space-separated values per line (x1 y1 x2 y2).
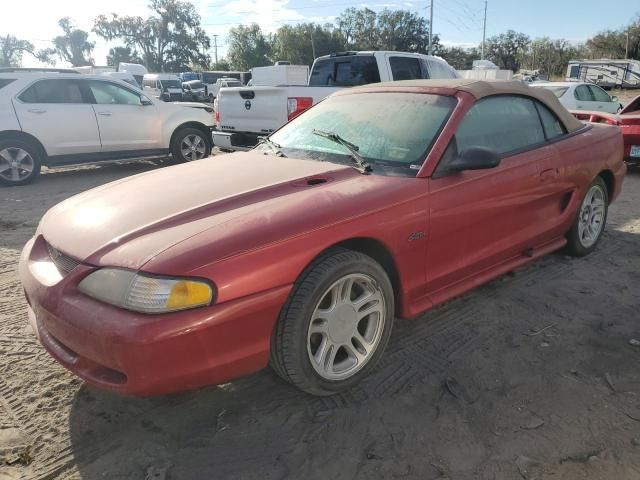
78 268 214 314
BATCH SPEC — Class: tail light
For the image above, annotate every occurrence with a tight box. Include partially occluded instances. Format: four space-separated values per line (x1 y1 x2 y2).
215 108 220 125
287 97 313 121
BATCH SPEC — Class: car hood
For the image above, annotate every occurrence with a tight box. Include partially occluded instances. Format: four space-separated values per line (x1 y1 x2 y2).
39 153 368 270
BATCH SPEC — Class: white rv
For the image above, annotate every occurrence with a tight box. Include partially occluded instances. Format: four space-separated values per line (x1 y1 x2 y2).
566 59 640 89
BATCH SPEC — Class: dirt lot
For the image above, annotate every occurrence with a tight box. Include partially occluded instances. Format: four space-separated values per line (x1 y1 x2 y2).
1 157 640 480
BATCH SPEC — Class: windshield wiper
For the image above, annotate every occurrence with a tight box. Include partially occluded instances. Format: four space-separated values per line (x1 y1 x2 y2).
257 137 286 157
311 129 371 174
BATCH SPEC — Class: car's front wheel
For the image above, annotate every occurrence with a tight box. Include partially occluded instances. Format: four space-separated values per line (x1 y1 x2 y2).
271 248 394 396
171 127 211 163
0 138 42 186
565 176 609 256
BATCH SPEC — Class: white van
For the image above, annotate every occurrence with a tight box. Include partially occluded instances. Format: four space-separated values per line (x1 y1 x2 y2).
143 73 184 102
118 63 148 88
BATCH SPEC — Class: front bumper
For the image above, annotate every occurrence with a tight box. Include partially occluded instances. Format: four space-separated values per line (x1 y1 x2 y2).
20 235 291 396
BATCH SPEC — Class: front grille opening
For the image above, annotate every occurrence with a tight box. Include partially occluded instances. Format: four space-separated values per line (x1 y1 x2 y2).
46 242 80 275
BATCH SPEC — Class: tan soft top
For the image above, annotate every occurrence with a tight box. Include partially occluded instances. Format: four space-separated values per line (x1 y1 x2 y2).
351 79 584 133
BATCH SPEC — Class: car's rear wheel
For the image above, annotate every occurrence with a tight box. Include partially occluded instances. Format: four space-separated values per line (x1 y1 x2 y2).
0 138 42 186
271 248 394 396
171 127 211 163
565 176 608 256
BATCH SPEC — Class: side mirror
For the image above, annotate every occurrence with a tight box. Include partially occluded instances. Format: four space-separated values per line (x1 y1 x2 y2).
611 95 618 102
140 95 153 106
448 147 501 173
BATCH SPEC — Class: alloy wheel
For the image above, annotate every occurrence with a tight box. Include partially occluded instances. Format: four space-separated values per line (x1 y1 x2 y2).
578 183 606 248
307 273 386 381
180 134 207 161
0 147 35 183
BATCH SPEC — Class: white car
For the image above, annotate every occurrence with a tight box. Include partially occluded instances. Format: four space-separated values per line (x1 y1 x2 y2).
0 69 215 186
531 81 621 114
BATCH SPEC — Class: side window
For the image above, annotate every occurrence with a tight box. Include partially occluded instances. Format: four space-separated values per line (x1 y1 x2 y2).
589 85 611 103
88 81 142 105
143 79 154 88
455 96 546 155
19 79 84 104
309 56 381 86
574 85 594 102
389 56 423 81
535 101 566 140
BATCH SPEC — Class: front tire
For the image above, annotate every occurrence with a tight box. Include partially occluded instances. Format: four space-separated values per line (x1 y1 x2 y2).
271 248 394 396
565 176 608 256
0 138 42 186
170 127 211 163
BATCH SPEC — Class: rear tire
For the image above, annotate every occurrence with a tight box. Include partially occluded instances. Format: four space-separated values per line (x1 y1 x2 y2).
170 127 211 163
565 176 608 257
0 138 42 186
270 248 394 396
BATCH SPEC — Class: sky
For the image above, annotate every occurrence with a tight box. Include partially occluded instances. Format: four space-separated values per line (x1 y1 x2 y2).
2 0 638 68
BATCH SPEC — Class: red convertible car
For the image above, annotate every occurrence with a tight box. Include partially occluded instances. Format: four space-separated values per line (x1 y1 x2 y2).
20 80 626 396
570 94 640 165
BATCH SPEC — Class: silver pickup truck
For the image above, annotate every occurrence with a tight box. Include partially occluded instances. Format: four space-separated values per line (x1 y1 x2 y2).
212 51 459 151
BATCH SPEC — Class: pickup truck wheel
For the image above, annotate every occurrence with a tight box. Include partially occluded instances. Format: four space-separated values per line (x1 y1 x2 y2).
0 139 41 186
171 127 211 163
565 176 608 257
271 248 394 396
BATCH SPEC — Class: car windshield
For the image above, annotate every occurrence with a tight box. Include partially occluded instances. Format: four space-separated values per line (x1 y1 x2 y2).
538 86 569 98
187 80 204 89
268 93 456 175
161 79 182 89
224 80 241 87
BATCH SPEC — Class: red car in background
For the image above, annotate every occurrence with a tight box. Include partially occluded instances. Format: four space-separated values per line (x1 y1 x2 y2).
571 94 640 164
20 80 626 397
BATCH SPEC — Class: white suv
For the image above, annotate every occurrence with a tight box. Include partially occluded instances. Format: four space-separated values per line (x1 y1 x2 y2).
0 69 215 186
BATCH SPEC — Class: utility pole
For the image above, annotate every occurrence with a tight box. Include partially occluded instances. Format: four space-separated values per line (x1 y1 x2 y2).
213 34 219 66
626 29 630 59
481 0 488 60
309 30 316 59
428 1 434 55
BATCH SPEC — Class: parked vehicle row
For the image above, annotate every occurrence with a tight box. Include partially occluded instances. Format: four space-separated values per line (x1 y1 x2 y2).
570 93 640 165
20 79 626 397
0 70 215 185
213 50 460 151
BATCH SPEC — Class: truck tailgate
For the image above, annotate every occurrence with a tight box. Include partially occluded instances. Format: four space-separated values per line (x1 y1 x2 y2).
217 86 287 134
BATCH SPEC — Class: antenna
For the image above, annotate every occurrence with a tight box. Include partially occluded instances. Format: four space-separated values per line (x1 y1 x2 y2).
481 0 488 60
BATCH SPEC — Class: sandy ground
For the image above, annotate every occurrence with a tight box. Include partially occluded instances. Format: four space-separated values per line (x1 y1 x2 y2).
0 155 640 480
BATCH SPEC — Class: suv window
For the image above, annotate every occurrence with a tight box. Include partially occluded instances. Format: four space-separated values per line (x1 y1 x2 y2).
588 85 611 103
389 56 423 80
455 96 546 155
143 78 156 88
88 81 142 105
309 55 381 86
574 85 593 102
19 79 84 104
535 101 566 140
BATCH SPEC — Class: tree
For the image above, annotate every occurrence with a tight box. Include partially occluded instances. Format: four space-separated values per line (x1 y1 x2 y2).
439 46 479 70
518 37 589 77
337 8 435 53
106 46 143 67
94 0 211 72
485 30 530 72
586 15 640 60
0 35 37 67
271 23 346 66
51 18 94 66
226 24 271 71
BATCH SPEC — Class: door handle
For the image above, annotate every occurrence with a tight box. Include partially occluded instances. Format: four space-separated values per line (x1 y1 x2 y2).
28 109 46 114
97 112 112 116
540 168 559 181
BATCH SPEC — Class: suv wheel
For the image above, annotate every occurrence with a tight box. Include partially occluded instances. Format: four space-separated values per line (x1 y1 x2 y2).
171 127 211 163
0 138 42 186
